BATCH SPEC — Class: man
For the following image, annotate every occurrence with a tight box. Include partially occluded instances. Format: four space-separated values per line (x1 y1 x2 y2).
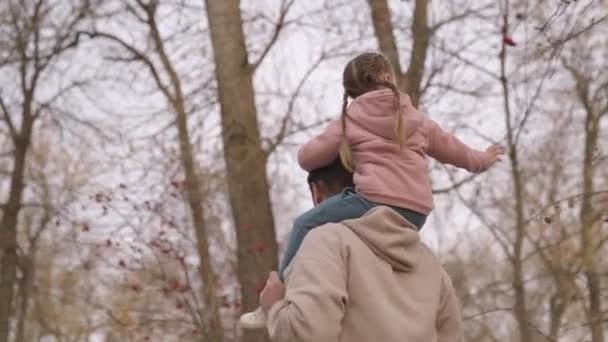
305 157 355 208
259 159 463 342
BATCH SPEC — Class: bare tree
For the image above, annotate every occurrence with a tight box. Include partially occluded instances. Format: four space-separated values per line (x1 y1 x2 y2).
366 0 430 107
205 1 294 341
80 0 225 340
409 0 608 340
562 44 607 342
494 2 534 339
0 1 92 340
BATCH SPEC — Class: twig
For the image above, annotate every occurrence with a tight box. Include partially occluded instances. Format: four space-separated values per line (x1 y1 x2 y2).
249 0 295 72
535 0 570 32
432 41 500 80
463 307 513 320
79 30 174 103
430 3 494 33
550 14 608 47
264 52 326 155
432 172 479 195
0 95 18 138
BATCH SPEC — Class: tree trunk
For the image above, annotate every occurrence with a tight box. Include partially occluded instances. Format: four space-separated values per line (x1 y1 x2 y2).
174 99 224 342
367 0 430 107
0 113 34 342
579 110 603 342
0 2 87 340
15 254 34 342
0 173 22 342
406 0 430 107
564 57 605 342
142 3 224 340
548 293 565 341
205 1 279 341
367 0 405 81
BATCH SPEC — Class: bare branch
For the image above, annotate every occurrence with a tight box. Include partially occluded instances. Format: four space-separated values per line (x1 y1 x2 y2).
432 41 500 80
33 80 89 120
286 117 332 138
31 0 45 71
249 0 295 72
124 2 148 24
263 52 325 155
431 3 494 33
463 307 513 321
105 309 130 327
425 82 487 97
140 0 184 104
534 0 570 32
421 32 492 99
549 14 608 47
561 58 592 115
454 188 513 258
592 80 608 118
432 172 479 195
514 59 556 146
79 30 174 102
50 106 114 142
0 95 18 139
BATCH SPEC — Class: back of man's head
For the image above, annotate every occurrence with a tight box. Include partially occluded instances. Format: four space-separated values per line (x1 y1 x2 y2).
307 158 354 197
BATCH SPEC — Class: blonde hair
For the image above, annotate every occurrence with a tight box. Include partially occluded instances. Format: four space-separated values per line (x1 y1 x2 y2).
339 52 402 172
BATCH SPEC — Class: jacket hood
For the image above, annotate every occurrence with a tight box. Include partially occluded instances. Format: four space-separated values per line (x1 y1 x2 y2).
350 88 413 117
342 206 422 272
347 89 421 140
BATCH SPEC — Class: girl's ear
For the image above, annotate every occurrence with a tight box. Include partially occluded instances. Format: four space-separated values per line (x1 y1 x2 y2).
383 72 393 84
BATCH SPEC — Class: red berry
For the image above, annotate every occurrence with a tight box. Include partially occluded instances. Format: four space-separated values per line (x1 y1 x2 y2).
503 36 517 46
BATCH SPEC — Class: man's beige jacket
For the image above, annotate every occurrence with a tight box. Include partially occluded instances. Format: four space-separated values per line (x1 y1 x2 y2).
267 206 463 342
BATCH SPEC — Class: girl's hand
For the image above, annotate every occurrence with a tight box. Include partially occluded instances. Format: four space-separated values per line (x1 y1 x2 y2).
485 144 504 166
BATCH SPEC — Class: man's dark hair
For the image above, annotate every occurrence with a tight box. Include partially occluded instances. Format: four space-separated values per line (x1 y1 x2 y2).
307 158 354 194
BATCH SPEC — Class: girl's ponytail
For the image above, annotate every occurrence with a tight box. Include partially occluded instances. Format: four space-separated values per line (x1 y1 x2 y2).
339 92 354 172
391 84 403 152
378 80 403 152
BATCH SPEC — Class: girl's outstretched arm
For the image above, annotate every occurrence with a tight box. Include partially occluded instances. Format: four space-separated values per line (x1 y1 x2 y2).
297 120 342 172
425 119 500 173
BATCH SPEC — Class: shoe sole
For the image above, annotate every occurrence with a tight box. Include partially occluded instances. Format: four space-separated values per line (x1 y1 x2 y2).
240 317 267 330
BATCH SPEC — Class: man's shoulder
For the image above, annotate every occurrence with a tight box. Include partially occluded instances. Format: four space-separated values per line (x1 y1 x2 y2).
285 223 352 277
306 221 357 245
297 222 357 258
299 222 365 262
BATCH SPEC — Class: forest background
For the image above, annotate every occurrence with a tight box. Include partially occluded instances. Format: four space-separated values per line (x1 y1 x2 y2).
1 0 607 341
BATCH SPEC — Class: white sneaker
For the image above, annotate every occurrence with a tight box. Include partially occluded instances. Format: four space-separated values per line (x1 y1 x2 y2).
240 307 267 329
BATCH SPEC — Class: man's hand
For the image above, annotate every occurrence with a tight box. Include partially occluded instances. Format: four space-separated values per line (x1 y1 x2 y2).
484 144 504 167
260 271 286 315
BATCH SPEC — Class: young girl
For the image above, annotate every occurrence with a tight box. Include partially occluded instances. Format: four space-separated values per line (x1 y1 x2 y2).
241 52 502 328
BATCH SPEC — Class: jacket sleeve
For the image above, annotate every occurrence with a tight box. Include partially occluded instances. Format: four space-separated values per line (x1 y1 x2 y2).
437 270 464 342
267 228 347 342
297 119 342 172
425 118 491 173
